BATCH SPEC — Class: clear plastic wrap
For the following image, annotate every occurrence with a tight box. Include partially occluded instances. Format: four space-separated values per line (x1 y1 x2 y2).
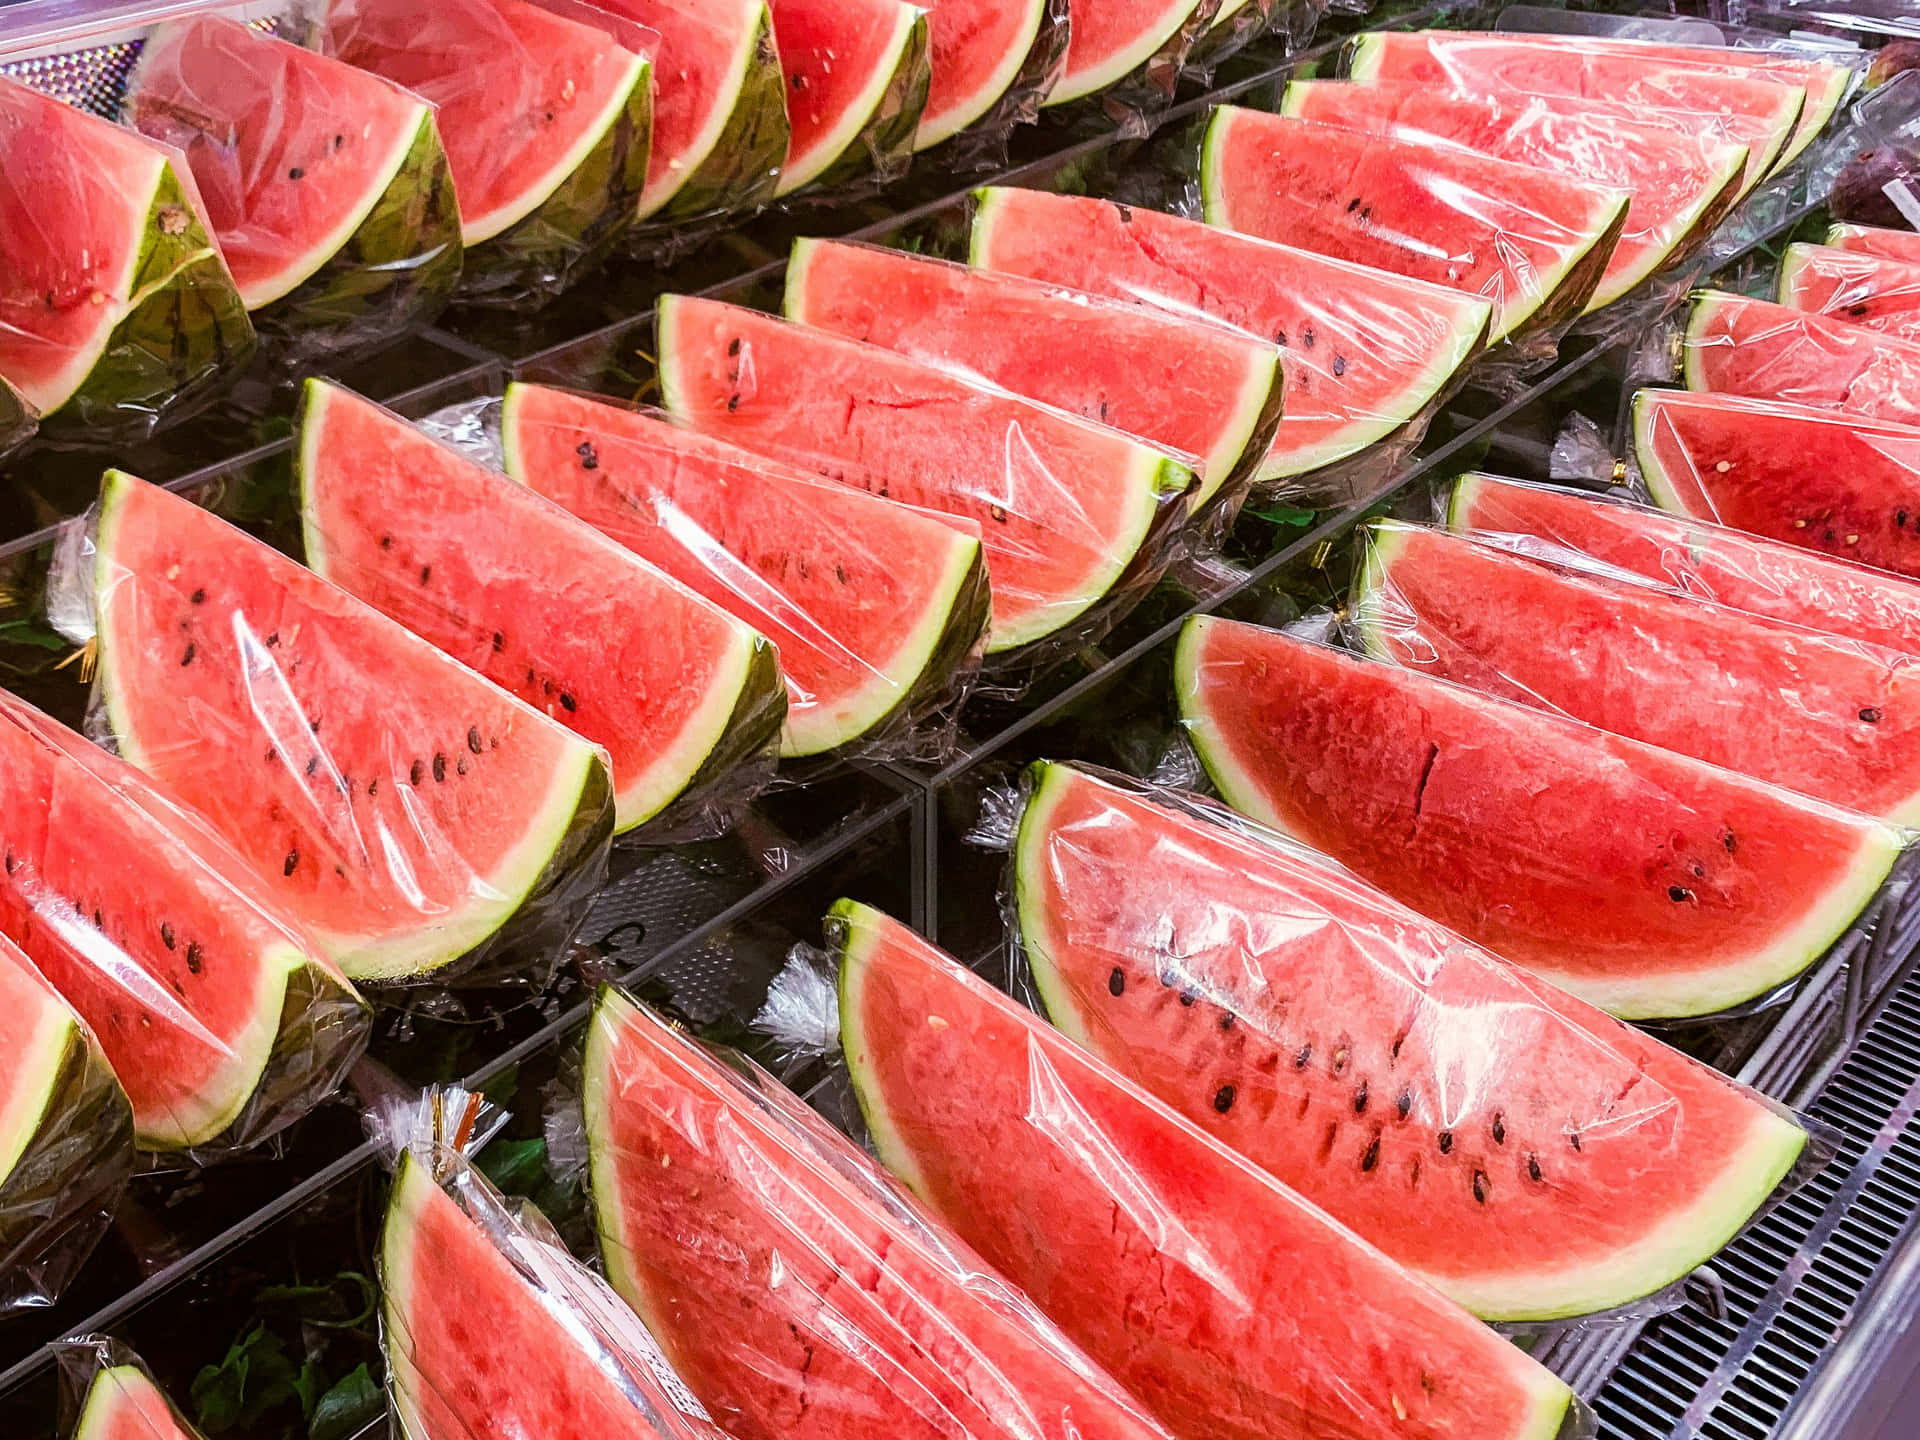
54 1336 204 1440
0 684 371 1159
917 0 1071 172
580 985 1183 1440
295 379 784 842
0 943 133 1316
0 374 35 460
766 0 929 200
827 899 1598 1440
652 293 1195 674
1174 613 1912 1023
1777 238 1920 339
988 760 1826 1329
321 0 656 307
1351 518 1920 824
371 1088 726 1440
1179 0 1285 91
426 386 990 768
1194 103 1631 365
1627 386 1920 582
1045 0 1221 138
49 470 614 988
1679 288 1920 425
0 72 256 443
967 187 1495 507
120 15 463 364
1443 470 1920 657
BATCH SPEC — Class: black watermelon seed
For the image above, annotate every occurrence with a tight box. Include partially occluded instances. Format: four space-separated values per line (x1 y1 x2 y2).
380 535 393 550
457 758 469 776
1528 1155 1544 1183
288 166 304 180
1669 885 1694 903
559 692 577 713
420 565 432 584
727 394 741 412
1115 203 1133 223
1294 1044 1312 1069
1437 1130 1454 1155
161 922 175 950
368 777 380 797
306 756 319 777
1390 1031 1407 1063
1352 1082 1368 1115
186 942 203 974
1491 1113 1506 1145
190 588 205 604
727 338 742 357
410 760 426 786
1722 829 1738 854
1396 1090 1412 1120
1179 990 1197 1007
1472 1170 1489 1203
180 643 195 666
310 718 321 734
1274 327 1288 346
266 632 279 647
1332 355 1347 377
1213 1085 1235 1114
1569 1132 1583 1152
1 851 10 876
1219 1013 1235 1031
1346 196 1360 212
1108 967 1125 997
492 632 505 652
1861 707 1884 723
92 908 101 928
334 134 344 149
284 850 298 876
1302 325 1316 349
990 504 1009 523
433 754 448 782
1361 1133 1380 1171
468 727 484 754
1902 510 1911 528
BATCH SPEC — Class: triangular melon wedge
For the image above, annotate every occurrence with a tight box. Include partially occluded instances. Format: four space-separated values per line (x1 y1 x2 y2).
917 0 1054 148
1680 290 1920 427
73 1363 200 1440
1044 0 1212 107
769 0 930 195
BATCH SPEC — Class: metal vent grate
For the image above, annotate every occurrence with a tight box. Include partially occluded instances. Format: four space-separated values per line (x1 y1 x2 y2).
1593 985 1920 1438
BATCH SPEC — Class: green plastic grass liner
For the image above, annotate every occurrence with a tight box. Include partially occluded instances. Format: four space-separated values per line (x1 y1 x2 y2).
1175 616 1910 1022
0 948 132 1318
831 900 1595 1440
996 760 1822 1326
325 0 654 307
120 17 463 366
1353 519 1920 826
767 0 929 199
54 1336 204 1440
372 1094 725 1440
477 385 991 767
51 471 614 988
0 687 370 1158
581 986 1180 1440
0 75 256 445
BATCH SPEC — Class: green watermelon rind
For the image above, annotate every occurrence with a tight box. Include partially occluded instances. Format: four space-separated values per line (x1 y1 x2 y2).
1011 761 1813 1323
0 987 81 1187
1582 142 1749 313
581 986 654 1319
1774 242 1822 311
73 1366 184 1440
381 1151 443 1440
915 0 1050 150
1772 64 1853 174
647 3 791 219
777 6 930 197
1175 613 1909 1019
94 469 605 983
1043 0 1209 107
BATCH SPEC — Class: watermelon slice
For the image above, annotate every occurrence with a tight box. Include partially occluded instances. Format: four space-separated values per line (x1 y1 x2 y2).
499 383 988 758
655 294 1191 654
383 1149 724 1440
1046 0 1212 107
1449 473 1920 656
785 237 1284 509
1202 106 1630 341
1778 242 1920 342
1827 222 1920 265
590 0 788 218
0 950 85 1197
583 986 1178 1440
918 0 1054 147
1357 522 1920 824
72 1364 198 1440
1177 617 1905 1019
91 471 610 982
123 16 462 335
970 187 1492 482
0 690 367 1150
0 76 253 430
1682 290 1920 427
298 380 780 834
1632 388 1920 580
1348 31 1844 176
768 0 930 195
0 376 34 461
1014 763 1809 1321
327 0 652 283
1280 81 1748 311
836 900 1580 1440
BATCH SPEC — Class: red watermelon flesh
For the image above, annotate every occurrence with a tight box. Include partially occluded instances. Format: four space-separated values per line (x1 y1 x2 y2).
1280 81 1748 310
328 0 651 245
1359 522 1920 824
918 0 1051 147
383 1152 725 1440
1778 242 1920 343
298 380 779 834
0 943 83 1192
1202 106 1629 342
1176 616 1905 1019
124 16 437 311
1682 290 1920 427
767 0 929 195
1448 473 1920 658
656 294 1191 654
1828 222 1920 265
785 237 1283 508
1349 31 1840 175
1048 0 1212 107
583 986 1178 1440
72 1365 196 1440
836 900 1580 1440
0 689 363 1151
91 471 608 983
499 383 988 759
1015 763 1808 1321
1632 388 1920 580
970 187 1492 481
